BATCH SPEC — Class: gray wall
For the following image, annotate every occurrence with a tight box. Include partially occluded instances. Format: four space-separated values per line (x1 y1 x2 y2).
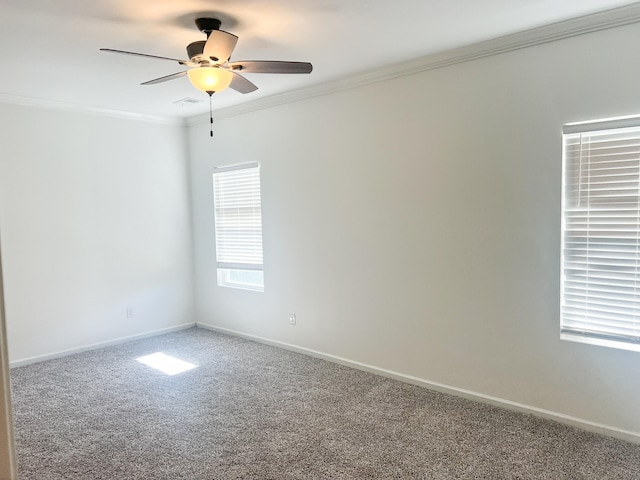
188 22 640 437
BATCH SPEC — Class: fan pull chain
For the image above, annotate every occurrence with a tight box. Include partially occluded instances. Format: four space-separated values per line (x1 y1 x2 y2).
208 92 214 138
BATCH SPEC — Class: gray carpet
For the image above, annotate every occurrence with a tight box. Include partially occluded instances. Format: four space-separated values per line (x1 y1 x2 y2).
9 327 640 479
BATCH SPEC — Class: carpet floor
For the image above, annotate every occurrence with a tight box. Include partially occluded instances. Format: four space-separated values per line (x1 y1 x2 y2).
10 327 640 479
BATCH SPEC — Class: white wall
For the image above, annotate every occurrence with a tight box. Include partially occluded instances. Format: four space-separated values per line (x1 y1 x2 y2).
0 104 194 362
189 22 640 436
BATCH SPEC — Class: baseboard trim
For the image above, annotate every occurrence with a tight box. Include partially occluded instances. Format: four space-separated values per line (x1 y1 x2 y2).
10 323 196 368
197 322 640 445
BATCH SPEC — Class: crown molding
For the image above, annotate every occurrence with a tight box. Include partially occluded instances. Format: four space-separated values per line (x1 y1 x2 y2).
187 2 640 126
0 93 186 127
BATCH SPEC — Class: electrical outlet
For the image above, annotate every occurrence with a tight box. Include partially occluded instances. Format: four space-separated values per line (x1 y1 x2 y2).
126 307 134 319
289 314 296 325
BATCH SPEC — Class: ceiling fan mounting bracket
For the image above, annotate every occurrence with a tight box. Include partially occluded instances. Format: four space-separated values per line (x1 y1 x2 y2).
195 18 222 37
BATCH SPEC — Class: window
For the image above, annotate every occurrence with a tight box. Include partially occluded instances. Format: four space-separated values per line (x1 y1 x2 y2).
212 163 264 292
561 117 640 352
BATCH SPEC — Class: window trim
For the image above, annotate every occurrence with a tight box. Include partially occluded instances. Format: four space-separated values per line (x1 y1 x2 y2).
560 116 640 352
212 162 264 292
216 268 264 293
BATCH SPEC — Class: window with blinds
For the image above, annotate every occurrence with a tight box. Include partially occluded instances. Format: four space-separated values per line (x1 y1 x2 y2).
562 118 640 351
212 163 264 292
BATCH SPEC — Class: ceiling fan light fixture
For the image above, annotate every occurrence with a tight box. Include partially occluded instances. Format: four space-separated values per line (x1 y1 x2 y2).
187 67 233 94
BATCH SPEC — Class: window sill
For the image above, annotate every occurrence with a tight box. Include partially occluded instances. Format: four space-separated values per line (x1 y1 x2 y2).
217 282 264 293
560 332 640 353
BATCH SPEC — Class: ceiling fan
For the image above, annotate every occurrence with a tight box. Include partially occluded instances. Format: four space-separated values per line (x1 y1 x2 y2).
101 17 313 97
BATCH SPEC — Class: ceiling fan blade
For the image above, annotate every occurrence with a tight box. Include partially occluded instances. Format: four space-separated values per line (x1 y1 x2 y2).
203 30 238 64
228 61 313 74
229 72 258 94
140 71 188 85
100 48 188 64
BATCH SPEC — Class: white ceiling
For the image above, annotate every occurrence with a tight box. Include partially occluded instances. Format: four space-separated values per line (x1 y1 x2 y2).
0 0 637 119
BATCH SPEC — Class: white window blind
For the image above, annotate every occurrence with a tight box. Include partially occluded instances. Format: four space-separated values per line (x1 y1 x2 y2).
562 120 640 350
212 163 264 291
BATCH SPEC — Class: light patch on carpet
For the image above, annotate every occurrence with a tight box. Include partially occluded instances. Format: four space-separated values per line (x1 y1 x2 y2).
136 352 197 375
